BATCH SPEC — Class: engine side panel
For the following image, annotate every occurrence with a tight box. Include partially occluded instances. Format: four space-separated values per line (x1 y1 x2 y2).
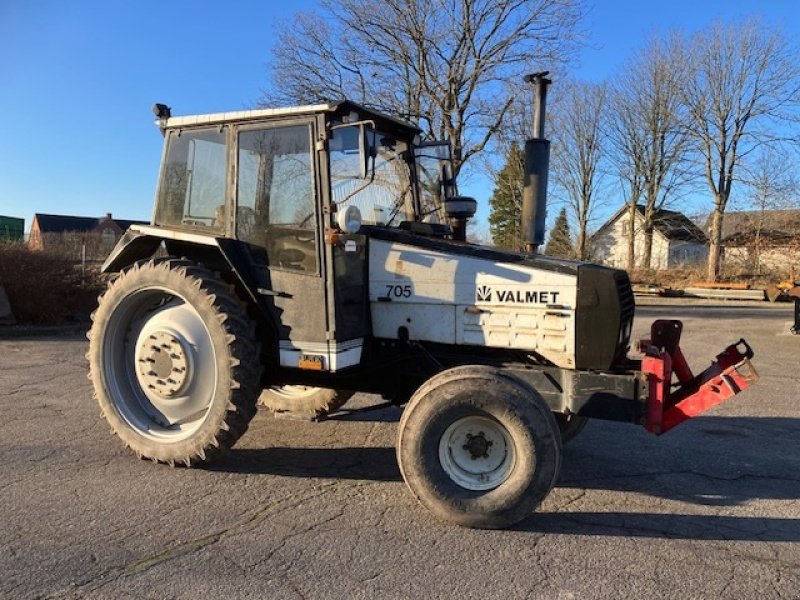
368 239 579 367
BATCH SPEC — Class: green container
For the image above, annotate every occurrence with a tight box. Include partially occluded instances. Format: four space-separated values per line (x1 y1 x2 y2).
0 216 24 241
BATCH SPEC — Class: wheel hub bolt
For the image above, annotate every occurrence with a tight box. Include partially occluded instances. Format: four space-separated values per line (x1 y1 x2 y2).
463 432 493 459
137 331 190 398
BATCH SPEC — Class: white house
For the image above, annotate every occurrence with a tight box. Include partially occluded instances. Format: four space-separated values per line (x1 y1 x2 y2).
591 205 708 269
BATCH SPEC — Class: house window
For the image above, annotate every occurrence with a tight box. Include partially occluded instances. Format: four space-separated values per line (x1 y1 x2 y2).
102 227 115 245
621 220 629 235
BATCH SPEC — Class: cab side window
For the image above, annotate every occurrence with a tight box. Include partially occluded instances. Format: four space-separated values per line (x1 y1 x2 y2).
237 125 317 272
154 128 228 231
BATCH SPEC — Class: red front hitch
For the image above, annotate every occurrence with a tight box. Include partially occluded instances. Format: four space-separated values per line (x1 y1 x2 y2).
639 320 758 435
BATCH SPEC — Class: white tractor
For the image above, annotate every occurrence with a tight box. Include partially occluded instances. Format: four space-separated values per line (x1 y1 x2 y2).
88 76 757 528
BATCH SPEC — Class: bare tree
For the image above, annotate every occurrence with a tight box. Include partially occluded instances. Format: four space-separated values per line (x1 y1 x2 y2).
680 19 800 280
608 34 690 271
607 96 645 271
264 0 584 179
549 80 608 260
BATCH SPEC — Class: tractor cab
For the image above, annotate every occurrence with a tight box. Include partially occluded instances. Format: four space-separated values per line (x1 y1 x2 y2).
135 101 470 377
150 100 462 245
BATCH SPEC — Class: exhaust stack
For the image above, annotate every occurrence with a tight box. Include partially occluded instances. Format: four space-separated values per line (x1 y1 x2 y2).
521 72 552 254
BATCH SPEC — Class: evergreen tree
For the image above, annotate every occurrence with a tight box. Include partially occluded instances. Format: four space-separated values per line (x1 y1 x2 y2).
488 142 524 249
544 208 574 258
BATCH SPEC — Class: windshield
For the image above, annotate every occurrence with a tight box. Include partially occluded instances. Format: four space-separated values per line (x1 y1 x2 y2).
328 124 414 226
414 142 454 225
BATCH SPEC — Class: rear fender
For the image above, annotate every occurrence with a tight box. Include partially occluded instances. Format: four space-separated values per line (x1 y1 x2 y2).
102 225 278 365
102 229 164 273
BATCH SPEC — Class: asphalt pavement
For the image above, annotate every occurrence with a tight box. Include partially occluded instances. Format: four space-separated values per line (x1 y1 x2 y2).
1 303 799 599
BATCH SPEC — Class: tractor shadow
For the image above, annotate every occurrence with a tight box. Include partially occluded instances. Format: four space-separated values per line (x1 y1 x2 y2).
554 416 800 507
213 415 800 541
521 415 800 540
211 446 402 482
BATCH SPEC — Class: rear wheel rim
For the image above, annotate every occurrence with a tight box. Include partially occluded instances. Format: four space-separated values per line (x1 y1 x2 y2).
438 415 515 491
268 385 323 399
102 288 217 442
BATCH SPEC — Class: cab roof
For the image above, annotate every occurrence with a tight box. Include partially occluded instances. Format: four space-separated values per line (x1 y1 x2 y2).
157 100 420 134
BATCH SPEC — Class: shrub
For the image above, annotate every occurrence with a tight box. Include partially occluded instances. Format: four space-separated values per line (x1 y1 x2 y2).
0 242 104 324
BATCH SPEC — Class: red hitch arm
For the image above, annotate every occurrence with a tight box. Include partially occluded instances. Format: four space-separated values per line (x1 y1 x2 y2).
639 320 758 435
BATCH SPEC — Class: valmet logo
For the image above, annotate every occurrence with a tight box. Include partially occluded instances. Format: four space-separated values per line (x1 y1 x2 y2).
475 285 561 305
476 285 493 302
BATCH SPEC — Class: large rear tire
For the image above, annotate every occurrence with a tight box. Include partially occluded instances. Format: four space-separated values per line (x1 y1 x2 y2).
397 366 561 529
87 258 262 466
259 386 354 419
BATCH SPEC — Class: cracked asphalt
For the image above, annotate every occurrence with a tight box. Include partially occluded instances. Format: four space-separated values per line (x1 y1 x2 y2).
1 303 799 599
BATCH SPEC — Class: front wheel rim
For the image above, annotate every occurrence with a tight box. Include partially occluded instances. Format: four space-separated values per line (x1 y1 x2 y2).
438 415 515 491
102 288 218 442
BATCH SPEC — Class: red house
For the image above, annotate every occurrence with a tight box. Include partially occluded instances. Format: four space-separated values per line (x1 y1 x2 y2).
28 213 147 252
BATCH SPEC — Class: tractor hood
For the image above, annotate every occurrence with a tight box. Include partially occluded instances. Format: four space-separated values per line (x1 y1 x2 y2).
363 226 634 370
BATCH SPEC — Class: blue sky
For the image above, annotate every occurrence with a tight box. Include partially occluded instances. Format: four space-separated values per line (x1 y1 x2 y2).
0 0 797 235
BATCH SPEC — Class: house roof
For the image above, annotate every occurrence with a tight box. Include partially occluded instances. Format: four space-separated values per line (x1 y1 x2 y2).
594 204 707 244
34 213 148 234
644 206 707 243
706 209 800 242
35 214 100 233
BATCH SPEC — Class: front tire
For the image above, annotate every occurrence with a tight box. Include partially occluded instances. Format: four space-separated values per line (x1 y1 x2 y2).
87 258 262 466
397 366 561 529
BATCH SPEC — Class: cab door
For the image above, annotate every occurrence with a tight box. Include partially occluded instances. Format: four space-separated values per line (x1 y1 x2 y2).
234 120 330 369
320 122 375 371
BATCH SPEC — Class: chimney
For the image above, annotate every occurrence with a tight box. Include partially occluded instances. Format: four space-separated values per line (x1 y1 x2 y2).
520 72 552 254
